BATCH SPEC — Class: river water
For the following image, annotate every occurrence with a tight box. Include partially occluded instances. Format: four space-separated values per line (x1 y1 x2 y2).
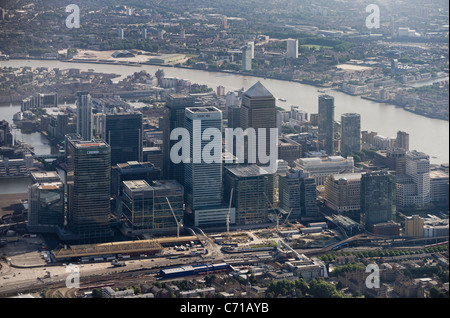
0 59 448 193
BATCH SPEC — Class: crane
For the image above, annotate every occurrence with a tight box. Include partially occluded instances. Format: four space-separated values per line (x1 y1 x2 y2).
166 197 182 238
227 188 234 236
263 192 283 233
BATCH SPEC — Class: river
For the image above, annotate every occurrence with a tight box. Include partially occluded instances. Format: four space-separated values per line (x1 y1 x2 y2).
0 59 448 169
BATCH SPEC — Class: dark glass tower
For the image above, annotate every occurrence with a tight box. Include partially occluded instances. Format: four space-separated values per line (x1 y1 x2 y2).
340 113 361 156
66 134 112 241
360 171 396 231
318 95 335 156
162 93 196 183
102 112 143 166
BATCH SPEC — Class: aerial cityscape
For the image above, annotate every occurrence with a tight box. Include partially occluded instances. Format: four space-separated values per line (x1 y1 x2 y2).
0 0 448 304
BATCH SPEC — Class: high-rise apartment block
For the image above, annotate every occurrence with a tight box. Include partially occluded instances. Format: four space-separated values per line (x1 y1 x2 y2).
242 45 252 71
318 95 335 155
76 91 93 141
286 38 299 59
340 113 361 156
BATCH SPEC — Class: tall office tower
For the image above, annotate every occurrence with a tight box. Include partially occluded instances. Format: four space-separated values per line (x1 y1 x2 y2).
28 172 64 233
76 91 93 141
394 130 409 151
278 170 302 220
240 81 277 203
360 171 396 231
102 112 143 166
0 120 13 147
184 107 225 225
242 45 252 71
340 113 361 156
286 38 299 59
318 95 335 155
65 134 112 241
224 165 269 225
162 93 196 182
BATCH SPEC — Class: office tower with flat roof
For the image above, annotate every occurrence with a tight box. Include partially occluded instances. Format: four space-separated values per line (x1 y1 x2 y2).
184 107 227 227
224 165 269 225
111 161 161 198
394 130 409 151
240 81 277 203
360 171 396 231
121 180 184 236
340 113 361 156
102 112 143 166
76 91 93 141
318 95 335 155
324 173 362 218
65 134 112 241
162 93 196 183
286 38 299 58
27 174 64 233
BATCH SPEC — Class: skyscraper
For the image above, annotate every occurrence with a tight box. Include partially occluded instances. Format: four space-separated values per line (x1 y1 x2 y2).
76 91 93 141
360 171 396 231
240 81 277 203
224 165 269 225
242 45 252 71
394 130 409 151
286 38 299 59
102 112 143 166
65 134 112 241
340 113 361 156
318 95 335 156
162 93 196 183
184 107 224 225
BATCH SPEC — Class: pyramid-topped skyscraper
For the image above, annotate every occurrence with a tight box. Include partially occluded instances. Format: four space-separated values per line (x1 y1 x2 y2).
240 81 277 204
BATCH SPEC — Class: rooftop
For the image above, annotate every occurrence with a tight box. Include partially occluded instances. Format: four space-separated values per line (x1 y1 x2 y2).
244 81 273 98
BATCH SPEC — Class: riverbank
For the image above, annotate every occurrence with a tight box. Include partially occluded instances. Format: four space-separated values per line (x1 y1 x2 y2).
4 57 447 122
